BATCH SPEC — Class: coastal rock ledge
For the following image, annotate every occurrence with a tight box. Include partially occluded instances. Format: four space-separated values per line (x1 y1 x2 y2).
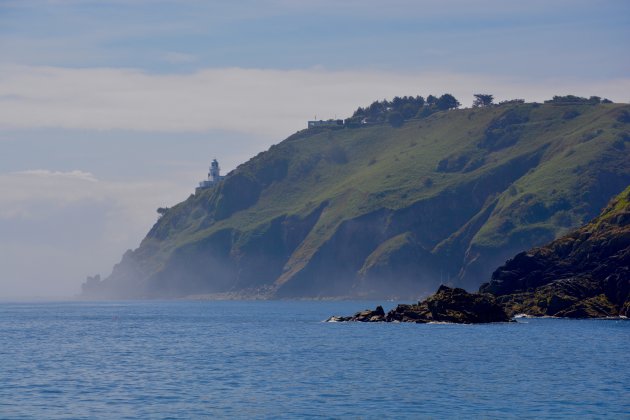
326 285 510 324
329 185 630 324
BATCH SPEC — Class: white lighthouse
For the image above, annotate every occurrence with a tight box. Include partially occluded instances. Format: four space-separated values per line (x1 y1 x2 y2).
196 158 225 192
208 159 221 182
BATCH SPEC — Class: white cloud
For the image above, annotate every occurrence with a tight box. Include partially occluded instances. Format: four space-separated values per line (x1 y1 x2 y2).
0 65 628 139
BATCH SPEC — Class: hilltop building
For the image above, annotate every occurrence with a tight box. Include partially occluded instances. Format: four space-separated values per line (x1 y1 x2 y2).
196 158 225 193
307 119 343 129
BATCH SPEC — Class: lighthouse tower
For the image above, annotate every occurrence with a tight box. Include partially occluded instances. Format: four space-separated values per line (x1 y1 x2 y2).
208 159 220 182
196 158 226 193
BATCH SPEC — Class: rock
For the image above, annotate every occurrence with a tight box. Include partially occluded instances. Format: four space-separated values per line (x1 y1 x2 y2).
328 186 630 324
385 303 431 323
424 286 510 323
328 286 509 324
480 186 630 318
325 316 348 323
554 295 617 318
326 305 385 322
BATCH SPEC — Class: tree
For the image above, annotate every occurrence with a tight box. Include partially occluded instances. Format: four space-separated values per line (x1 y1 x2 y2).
426 95 438 106
473 94 494 108
392 96 404 109
367 100 386 119
417 106 435 118
499 99 525 105
545 95 590 104
401 103 418 119
352 106 366 118
344 116 363 127
436 93 460 110
388 111 404 127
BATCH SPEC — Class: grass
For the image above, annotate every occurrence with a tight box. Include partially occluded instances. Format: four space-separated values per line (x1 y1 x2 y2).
118 101 630 290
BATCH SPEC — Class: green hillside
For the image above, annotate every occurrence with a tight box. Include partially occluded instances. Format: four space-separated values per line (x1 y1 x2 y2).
83 100 630 299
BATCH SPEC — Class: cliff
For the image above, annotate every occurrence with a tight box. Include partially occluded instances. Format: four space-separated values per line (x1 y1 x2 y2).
82 101 630 299
480 184 630 317
332 186 630 323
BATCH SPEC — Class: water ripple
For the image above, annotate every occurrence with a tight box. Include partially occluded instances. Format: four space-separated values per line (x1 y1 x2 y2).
1 301 628 418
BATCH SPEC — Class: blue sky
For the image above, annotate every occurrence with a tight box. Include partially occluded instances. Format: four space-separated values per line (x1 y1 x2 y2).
2 0 629 78
1 0 629 297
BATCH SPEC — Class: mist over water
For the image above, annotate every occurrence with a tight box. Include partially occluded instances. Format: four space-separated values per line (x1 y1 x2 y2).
1 301 628 418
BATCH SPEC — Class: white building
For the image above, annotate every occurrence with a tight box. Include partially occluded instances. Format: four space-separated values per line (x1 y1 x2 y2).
307 119 344 129
196 159 225 192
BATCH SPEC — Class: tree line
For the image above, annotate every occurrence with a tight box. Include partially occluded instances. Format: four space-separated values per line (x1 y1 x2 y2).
337 93 614 129
345 93 462 127
544 95 612 105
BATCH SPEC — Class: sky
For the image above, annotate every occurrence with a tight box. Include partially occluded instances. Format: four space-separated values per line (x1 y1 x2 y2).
1 0 629 298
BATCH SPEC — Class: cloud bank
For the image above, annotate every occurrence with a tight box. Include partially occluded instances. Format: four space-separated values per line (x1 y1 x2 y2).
1 66 628 138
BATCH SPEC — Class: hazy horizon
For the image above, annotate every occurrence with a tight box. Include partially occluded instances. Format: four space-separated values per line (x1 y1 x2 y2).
1 0 629 298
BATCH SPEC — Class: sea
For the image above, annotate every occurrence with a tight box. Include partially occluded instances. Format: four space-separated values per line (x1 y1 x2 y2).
0 300 628 419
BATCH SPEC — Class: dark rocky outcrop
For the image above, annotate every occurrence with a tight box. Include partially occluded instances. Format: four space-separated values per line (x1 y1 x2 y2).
327 305 386 323
327 286 510 324
480 185 630 318
330 186 630 322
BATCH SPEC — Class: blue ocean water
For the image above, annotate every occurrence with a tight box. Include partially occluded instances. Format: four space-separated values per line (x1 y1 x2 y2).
0 301 628 419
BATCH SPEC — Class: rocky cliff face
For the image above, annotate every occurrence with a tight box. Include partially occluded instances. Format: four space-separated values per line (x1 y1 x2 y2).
329 186 630 323
83 102 630 299
480 185 630 317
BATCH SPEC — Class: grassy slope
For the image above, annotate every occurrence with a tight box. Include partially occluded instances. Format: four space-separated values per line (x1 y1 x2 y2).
106 102 630 297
